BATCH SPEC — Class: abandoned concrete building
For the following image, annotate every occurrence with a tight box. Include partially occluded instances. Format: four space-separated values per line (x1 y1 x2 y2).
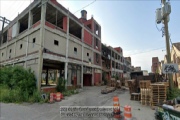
0 0 102 91
101 43 124 81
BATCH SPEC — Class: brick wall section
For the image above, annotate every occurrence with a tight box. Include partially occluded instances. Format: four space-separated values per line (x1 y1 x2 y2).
152 57 159 73
84 29 92 46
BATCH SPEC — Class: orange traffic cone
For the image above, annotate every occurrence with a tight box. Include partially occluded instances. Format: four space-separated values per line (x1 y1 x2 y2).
124 105 132 120
113 96 121 119
49 93 54 103
56 92 61 102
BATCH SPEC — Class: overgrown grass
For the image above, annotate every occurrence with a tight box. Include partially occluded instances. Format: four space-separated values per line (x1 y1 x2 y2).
167 88 180 100
62 89 79 97
0 84 47 103
0 66 47 103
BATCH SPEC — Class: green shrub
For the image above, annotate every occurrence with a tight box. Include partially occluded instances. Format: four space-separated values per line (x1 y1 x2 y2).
167 88 180 100
56 77 66 92
0 66 45 103
62 89 79 97
0 66 36 95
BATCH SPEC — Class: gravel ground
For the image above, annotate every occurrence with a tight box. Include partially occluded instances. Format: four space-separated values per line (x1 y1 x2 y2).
0 86 156 120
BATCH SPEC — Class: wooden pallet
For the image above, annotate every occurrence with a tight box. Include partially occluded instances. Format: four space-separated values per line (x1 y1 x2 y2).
101 87 116 94
140 88 151 106
131 93 141 101
150 83 167 107
139 80 151 88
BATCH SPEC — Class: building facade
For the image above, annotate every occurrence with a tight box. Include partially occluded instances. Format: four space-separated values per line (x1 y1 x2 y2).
0 0 102 91
171 42 180 88
101 44 124 81
109 46 124 79
123 57 132 80
151 57 159 73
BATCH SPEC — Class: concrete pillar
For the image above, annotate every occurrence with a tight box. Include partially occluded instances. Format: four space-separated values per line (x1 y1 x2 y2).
37 1 46 91
81 25 84 88
25 10 32 68
46 68 48 85
92 68 94 86
81 64 83 88
64 62 68 88
64 10 69 88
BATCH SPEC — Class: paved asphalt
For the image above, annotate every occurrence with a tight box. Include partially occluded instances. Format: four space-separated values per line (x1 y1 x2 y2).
0 86 155 120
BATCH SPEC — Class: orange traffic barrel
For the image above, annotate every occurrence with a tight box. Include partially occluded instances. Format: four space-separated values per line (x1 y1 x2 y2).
113 96 121 119
56 92 61 102
53 93 57 100
49 93 54 103
124 105 132 120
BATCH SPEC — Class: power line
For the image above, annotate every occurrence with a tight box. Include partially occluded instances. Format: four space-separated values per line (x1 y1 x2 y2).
127 47 165 56
9 2 28 20
73 0 96 14
155 21 162 32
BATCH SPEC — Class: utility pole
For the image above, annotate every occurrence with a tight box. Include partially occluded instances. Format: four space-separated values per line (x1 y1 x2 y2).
0 16 11 45
161 0 173 90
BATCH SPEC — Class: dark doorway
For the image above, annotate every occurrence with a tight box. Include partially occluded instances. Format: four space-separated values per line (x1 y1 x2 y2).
83 74 92 86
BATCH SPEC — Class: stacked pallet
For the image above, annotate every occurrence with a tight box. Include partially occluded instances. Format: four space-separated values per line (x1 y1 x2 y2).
140 88 151 105
150 84 167 107
127 80 136 94
139 80 151 88
116 80 121 88
111 78 116 87
131 93 141 101
140 80 151 105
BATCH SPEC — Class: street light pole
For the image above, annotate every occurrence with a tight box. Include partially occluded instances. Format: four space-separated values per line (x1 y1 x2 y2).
161 0 173 89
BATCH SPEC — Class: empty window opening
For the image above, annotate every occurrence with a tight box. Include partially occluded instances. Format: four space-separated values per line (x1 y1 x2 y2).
46 4 56 26
95 38 98 48
112 52 114 58
95 24 99 35
3 31 7 43
19 14 28 34
116 63 118 69
20 44 23 49
74 47 77 54
2 53 4 56
54 40 59 46
9 49 12 53
87 24 91 29
69 19 82 39
112 61 115 68
96 53 99 63
87 53 89 57
33 38 36 43
32 4 41 25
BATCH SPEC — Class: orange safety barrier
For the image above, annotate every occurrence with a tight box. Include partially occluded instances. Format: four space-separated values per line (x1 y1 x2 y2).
113 96 121 119
49 93 54 103
124 105 132 120
56 92 61 102
53 93 57 100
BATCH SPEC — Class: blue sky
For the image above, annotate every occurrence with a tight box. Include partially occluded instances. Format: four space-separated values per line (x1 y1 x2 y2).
0 0 180 72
